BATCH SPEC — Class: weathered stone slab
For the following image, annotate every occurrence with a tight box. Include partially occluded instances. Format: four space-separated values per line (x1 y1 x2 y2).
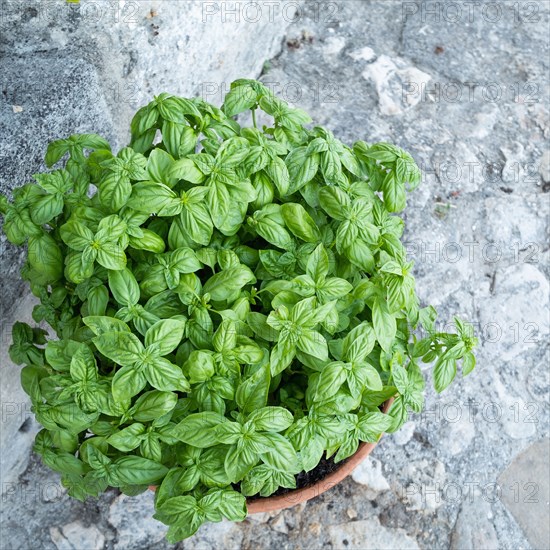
0 54 116 324
451 494 499 550
498 438 550 550
328 517 420 550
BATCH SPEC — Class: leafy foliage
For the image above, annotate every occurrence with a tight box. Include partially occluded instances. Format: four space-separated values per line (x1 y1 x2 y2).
0 80 477 542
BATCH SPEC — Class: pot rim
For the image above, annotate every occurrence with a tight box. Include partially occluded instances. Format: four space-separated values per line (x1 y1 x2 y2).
149 398 394 515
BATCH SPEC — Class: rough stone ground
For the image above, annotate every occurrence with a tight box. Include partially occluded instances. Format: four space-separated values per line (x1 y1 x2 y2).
1 1 549 549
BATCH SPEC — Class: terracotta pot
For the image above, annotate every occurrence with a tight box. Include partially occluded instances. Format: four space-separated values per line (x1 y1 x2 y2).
150 398 394 515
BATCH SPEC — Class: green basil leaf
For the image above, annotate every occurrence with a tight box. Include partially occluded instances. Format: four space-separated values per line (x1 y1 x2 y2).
236 364 271 413
60 220 94 251
203 265 256 302
180 201 213 246
260 433 299 472
183 351 215 384
372 298 396 353
433 356 457 393
145 319 186 356
87 285 109 316
28 233 63 283
45 340 86 372
115 456 168 485
266 157 290 196
222 83 258 116
131 391 178 422
318 186 349 220
248 407 293 432
316 362 347 400
213 421 242 444
96 242 126 271
212 320 237 353
224 442 259 483
172 412 226 448
269 337 296 376
251 216 293 250
154 495 203 543
357 411 393 442
147 148 178 186
30 193 64 224
297 329 328 361
69 346 98 383
462 351 476 376
334 433 359 462
382 172 406 213
281 203 321 243
64 251 93 283
107 423 145 451
94 331 144 366
343 322 376 363
146 358 190 393
212 489 247 521
112 366 147 401
306 243 330 281
83 316 131 336
108 268 140 306
286 147 319 192
386 395 408 432
129 228 166 253
359 363 383 392
170 158 205 184
129 182 180 215
99 173 131 211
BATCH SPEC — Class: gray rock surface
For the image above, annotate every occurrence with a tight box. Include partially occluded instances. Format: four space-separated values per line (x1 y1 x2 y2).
108 492 167 549
50 521 106 550
498 438 550 550
328 517 420 550
0 0 295 143
0 54 116 326
1 1 549 549
351 457 390 499
450 496 499 550
0 294 42 486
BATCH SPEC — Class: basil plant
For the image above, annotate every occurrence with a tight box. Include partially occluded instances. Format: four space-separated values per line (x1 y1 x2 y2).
1 79 477 542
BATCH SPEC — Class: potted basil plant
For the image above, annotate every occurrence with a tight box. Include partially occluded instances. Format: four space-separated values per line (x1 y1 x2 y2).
0 79 477 542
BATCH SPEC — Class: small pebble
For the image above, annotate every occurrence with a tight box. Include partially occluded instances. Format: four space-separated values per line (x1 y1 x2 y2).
309 522 321 536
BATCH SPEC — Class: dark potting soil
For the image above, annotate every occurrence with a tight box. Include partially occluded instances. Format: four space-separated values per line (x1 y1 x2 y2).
246 452 348 502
